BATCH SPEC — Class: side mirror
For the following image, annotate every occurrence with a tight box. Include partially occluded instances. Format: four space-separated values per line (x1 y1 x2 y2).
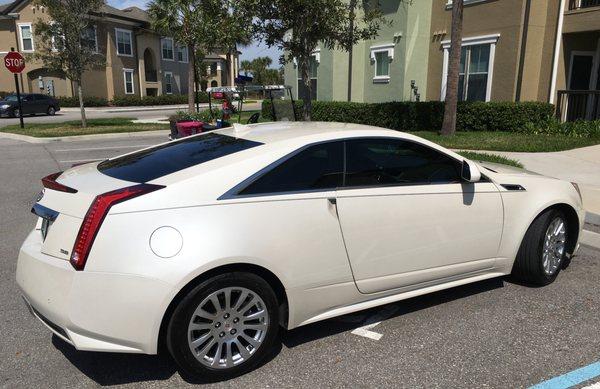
461 159 481 183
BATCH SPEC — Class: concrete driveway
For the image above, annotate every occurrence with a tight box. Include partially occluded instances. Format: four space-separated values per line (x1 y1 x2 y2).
483 145 600 216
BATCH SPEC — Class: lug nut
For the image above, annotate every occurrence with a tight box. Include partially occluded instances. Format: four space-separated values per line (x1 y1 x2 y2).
230 329 237 335
233 318 239 324
219 332 225 338
215 322 221 328
224 313 230 319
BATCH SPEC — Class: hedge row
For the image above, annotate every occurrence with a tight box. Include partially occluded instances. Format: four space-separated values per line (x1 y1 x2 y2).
261 100 556 133
56 92 210 107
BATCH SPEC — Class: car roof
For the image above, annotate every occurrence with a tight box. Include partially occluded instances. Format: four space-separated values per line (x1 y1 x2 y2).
214 121 417 146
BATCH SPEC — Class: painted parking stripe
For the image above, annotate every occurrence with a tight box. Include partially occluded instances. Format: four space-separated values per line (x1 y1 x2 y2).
350 305 400 341
54 144 153 152
529 361 600 389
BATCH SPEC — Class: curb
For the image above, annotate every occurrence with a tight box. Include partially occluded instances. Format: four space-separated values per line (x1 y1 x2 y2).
586 212 600 226
60 104 200 113
0 130 169 143
581 230 600 250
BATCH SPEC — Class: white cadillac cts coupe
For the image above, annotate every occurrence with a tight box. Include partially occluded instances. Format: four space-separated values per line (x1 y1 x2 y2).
17 122 585 380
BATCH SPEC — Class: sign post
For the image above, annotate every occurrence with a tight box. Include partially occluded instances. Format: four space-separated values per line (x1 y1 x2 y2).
4 48 26 129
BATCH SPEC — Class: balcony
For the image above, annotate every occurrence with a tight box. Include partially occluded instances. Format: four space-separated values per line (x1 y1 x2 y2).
569 0 600 10
145 70 158 83
556 90 600 122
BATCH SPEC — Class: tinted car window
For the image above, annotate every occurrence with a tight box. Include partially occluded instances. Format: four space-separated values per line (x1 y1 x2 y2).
239 141 344 195
345 138 461 187
98 133 263 183
35 94 49 100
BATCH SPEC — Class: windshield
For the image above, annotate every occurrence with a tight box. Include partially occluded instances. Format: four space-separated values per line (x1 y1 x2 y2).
4 95 19 102
98 133 263 183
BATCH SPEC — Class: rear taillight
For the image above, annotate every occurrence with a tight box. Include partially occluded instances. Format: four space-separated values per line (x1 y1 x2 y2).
42 172 78 193
70 184 165 271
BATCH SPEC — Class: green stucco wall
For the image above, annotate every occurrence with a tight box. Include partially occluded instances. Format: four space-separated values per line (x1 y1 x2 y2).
283 0 432 103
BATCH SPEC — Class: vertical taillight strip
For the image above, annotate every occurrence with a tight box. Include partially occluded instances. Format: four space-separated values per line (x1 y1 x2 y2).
70 184 165 271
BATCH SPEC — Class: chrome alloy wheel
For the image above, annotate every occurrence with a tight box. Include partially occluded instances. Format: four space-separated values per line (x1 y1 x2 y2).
542 217 567 276
187 287 269 369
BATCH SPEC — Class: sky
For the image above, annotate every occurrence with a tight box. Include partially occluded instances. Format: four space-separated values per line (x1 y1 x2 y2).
105 0 283 67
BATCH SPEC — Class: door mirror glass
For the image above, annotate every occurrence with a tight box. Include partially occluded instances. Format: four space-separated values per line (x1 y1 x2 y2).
462 159 481 183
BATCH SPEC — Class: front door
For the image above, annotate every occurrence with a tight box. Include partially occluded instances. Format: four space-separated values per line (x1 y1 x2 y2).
336 138 504 294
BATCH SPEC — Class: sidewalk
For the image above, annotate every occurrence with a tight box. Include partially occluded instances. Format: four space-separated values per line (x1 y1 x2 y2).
60 104 206 113
481 145 600 216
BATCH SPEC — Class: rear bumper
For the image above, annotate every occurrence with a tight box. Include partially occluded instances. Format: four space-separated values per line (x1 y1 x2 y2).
16 229 174 354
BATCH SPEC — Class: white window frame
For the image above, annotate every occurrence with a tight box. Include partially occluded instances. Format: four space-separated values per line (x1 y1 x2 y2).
115 28 133 57
370 43 394 82
82 25 98 53
18 23 34 52
164 71 173 94
441 33 499 102
123 68 135 94
161 37 174 61
177 45 188 63
446 0 491 8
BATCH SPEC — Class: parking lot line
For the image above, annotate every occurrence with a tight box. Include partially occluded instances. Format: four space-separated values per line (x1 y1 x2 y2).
54 144 154 152
350 305 400 341
59 158 104 164
529 360 600 389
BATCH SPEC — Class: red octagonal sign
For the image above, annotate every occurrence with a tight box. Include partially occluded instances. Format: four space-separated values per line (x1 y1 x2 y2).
4 51 25 74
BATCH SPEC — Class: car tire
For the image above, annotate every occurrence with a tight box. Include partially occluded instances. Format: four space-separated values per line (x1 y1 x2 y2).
12 108 20 118
167 272 280 381
512 209 569 286
47 106 56 116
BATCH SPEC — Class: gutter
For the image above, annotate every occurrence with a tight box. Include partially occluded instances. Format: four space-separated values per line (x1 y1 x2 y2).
549 0 566 104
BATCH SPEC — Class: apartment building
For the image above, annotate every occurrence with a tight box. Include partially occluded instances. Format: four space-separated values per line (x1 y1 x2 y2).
283 0 433 103
282 0 600 121
0 0 239 99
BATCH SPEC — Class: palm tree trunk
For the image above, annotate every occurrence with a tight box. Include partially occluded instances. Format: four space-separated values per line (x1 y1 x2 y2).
77 82 87 128
440 0 464 136
188 43 196 113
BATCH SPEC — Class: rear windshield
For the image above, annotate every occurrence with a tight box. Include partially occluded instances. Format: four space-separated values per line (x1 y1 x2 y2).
98 133 263 182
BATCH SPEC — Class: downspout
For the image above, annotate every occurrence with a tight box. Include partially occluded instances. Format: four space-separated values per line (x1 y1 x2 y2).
515 0 531 102
549 0 566 104
347 0 356 102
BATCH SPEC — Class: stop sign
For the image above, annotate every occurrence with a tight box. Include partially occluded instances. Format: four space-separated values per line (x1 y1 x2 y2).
4 51 25 73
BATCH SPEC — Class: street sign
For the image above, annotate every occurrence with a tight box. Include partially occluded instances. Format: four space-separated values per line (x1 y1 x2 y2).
6 48 25 128
4 51 25 74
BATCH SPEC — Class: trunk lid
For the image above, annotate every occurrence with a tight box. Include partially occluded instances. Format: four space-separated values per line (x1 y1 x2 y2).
34 163 136 260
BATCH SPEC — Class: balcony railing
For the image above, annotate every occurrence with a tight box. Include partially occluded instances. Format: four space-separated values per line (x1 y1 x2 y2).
145 70 158 83
556 90 600 122
569 0 600 10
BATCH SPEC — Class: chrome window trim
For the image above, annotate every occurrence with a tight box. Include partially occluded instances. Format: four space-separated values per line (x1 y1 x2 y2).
219 136 490 201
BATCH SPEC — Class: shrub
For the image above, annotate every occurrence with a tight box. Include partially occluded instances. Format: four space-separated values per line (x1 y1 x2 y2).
57 96 108 107
262 100 555 133
171 109 222 122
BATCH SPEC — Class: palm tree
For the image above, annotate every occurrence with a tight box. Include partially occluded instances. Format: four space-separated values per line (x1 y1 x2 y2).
440 0 464 136
148 0 252 113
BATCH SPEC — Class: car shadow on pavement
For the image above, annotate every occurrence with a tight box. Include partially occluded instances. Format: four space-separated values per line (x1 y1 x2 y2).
51 278 503 386
52 336 178 386
282 277 506 348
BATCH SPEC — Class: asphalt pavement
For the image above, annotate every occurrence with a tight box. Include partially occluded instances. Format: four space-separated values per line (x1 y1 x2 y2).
1 135 600 388
0 102 262 128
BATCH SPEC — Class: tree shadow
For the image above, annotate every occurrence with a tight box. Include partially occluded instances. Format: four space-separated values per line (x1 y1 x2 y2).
53 277 504 385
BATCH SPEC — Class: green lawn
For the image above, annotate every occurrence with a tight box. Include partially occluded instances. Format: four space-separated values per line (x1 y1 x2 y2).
409 131 600 152
1 118 169 137
457 151 523 168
